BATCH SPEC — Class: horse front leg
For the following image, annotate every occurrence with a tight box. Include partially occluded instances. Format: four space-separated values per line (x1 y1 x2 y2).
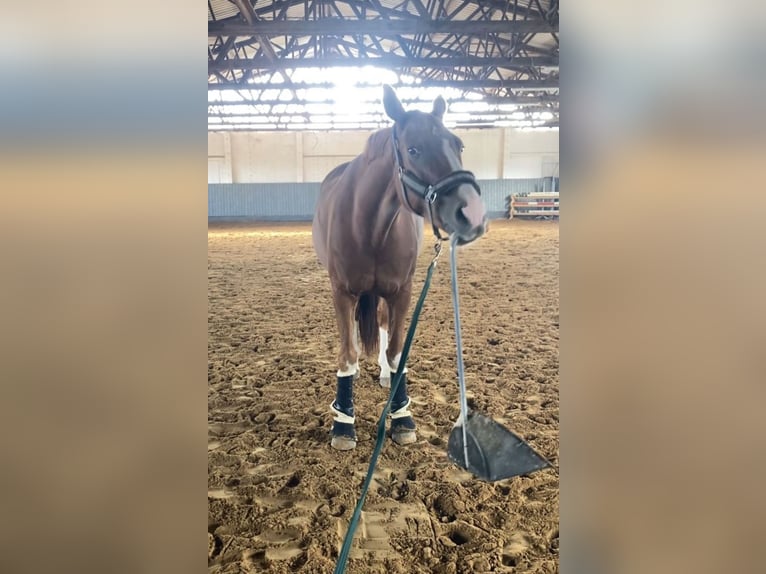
330 288 359 450
385 284 417 445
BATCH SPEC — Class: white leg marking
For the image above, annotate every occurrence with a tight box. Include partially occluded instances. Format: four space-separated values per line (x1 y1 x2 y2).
337 362 358 377
378 328 391 382
352 320 361 355
389 352 407 374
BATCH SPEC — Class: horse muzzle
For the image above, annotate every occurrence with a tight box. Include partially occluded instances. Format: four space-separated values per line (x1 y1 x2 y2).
444 183 488 245
452 221 487 245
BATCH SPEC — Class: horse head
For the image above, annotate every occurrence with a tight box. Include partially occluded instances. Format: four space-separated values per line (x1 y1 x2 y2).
383 85 488 245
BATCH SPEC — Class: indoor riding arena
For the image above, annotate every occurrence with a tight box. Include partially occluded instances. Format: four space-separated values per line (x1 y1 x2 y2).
208 2 559 573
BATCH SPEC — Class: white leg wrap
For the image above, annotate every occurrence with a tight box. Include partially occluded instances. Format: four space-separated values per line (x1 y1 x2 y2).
330 403 355 424
337 362 359 377
378 328 391 379
389 397 412 420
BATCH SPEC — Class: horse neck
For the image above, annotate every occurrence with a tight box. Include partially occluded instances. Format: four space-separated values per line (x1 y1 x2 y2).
358 130 402 207
355 137 421 250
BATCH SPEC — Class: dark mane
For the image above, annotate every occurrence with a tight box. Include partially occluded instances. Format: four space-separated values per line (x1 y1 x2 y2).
362 127 393 160
322 161 350 185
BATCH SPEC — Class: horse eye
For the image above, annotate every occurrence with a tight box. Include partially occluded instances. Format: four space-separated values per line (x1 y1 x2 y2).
407 147 420 157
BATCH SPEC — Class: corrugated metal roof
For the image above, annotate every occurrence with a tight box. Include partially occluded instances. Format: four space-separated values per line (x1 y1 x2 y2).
208 0 240 22
208 1 558 57
209 1 555 30
208 1 558 130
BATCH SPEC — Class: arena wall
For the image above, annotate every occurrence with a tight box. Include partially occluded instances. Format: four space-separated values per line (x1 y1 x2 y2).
208 128 558 220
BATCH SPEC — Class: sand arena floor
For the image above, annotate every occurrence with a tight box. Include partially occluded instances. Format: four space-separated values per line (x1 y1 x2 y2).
208 219 559 573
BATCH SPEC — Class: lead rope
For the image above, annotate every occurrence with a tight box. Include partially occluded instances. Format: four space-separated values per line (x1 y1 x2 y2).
449 234 471 467
333 241 442 574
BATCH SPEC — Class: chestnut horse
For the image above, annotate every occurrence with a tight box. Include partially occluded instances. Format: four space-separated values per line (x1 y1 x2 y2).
312 86 487 450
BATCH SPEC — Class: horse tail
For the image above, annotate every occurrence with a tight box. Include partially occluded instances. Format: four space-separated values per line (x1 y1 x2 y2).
356 292 379 357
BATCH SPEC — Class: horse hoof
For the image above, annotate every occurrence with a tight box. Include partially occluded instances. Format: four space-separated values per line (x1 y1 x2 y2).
331 435 357 450
379 376 390 388
390 414 416 445
391 429 417 445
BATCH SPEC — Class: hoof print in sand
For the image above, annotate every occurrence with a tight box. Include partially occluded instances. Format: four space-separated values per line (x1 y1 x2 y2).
209 221 559 573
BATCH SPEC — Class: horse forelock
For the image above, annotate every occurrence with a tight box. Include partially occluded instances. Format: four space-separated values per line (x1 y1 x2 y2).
364 112 444 157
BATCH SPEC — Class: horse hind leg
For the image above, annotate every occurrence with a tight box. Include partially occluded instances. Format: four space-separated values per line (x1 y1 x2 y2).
377 301 391 387
352 320 361 381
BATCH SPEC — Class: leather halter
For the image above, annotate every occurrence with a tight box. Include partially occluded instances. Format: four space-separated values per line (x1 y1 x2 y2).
391 123 481 241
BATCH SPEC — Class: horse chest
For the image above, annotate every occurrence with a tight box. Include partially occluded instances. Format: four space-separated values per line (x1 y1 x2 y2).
371 215 422 294
373 255 417 293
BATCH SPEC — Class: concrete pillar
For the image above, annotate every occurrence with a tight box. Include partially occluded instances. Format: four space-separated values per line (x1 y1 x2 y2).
221 132 233 183
295 132 304 183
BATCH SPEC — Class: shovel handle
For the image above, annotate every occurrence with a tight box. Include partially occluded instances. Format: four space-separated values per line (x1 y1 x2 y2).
449 234 470 468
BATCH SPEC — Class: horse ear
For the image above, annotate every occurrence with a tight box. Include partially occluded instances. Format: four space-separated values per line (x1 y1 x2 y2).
432 96 447 120
383 85 406 123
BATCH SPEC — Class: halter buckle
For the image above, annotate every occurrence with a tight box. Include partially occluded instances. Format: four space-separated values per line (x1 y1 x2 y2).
425 186 438 204
432 240 442 262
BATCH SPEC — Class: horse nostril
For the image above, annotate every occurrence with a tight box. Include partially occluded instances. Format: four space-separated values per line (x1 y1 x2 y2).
455 205 469 228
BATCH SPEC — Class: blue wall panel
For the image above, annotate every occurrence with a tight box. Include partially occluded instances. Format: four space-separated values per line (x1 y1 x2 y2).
477 179 547 218
209 178 551 221
209 183 321 220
